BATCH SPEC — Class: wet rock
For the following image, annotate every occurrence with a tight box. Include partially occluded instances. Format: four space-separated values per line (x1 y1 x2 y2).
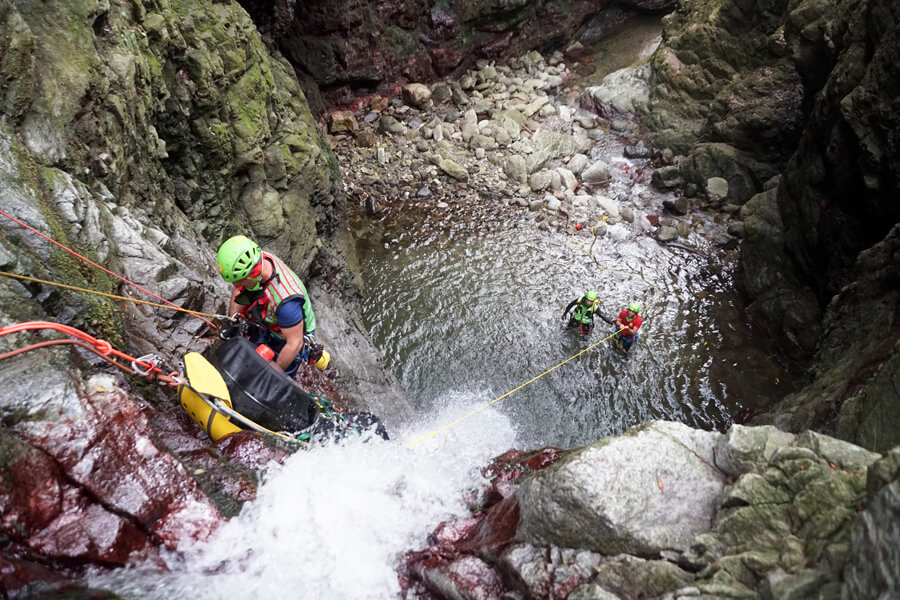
656 226 679 242
663 197 690 216
567 153 590 176
581 160 610 184
676 221 691 238
328 111 358 133
582 63 652 116
651 165 682 190
621 206 635 223
624 140 652 158
707 177 729 202
438 158 468 182
727 220 746 238
518 422 724 555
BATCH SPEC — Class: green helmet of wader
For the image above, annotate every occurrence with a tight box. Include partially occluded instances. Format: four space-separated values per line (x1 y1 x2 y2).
217 235 261 282
585 290 598 302
628 302 641 313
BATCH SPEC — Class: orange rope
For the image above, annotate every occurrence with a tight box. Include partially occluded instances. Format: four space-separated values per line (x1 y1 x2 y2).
0 321 162 378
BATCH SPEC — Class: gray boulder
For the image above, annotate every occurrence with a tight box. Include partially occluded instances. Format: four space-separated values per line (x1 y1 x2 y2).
517 421 725 555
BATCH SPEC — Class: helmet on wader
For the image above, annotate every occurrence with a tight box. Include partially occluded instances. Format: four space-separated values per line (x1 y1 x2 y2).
585 290 598 302
217 235 262 282
628 302 641 313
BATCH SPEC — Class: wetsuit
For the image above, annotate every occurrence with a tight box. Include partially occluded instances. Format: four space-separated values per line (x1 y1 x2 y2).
563 297 612 334
615 310 643 351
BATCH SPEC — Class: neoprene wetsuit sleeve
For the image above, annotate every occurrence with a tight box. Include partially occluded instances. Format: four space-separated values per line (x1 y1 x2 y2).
597 311 614 324
274 297 306 329
563 299 577 318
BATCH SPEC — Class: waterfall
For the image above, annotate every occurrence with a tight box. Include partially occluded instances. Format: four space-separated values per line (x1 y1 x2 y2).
92 396 517 598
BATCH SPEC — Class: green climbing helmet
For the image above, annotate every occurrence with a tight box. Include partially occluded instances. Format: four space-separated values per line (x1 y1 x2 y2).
217 235 261 282
585 290 598 302
628 302 641 313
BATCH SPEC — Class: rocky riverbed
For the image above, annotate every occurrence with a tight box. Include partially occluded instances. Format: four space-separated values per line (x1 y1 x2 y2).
326 48 745 252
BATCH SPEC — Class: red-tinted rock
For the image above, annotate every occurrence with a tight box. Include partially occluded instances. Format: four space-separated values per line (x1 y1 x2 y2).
16 376 223 550
216 431 292 471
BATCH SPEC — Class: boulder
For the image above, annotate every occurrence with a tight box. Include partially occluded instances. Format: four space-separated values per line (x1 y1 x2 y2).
517 421 725 555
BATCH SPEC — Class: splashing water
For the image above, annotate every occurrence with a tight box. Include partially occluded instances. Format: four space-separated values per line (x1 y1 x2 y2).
92 399 517 598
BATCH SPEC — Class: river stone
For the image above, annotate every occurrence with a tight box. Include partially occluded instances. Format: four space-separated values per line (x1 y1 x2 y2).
582 160 610 184
438 159 468 182
402 83 431 108
517 421 724 555
583 63 652 116
499 543 604 599
328 111 358 133
503 156 528 184
526 150 551 174
651 165 682 189
378 115 407 135
567 153 590 175
594 196 619 219
469 134 498 150
530 171 552 192
656 226 679 242
533 130 576 158
707 176 729 201
557 168 577 192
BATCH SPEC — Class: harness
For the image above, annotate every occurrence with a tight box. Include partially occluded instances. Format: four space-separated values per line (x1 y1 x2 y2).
236 253 316 337
572 297 598 324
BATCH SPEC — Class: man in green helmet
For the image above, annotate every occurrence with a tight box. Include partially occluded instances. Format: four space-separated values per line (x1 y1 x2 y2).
614 302 643 352
216 235 319 376
562 290 612 335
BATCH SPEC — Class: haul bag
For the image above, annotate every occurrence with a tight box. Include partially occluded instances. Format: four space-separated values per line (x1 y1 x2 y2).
208 336 320 433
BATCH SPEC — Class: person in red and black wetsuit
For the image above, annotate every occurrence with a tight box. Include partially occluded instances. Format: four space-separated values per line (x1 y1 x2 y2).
614 302 643 352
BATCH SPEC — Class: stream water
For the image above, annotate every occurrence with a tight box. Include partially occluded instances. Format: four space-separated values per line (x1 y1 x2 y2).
93 17 794 599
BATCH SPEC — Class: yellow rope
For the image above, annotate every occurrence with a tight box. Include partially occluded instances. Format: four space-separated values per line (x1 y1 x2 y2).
0 270 226 320
406 220 664 449
406 327 625 448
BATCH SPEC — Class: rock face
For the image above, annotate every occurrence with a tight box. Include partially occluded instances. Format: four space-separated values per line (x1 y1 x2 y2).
0 0 408 591
585 0 900 449
238 0 677 111
404 422 890 599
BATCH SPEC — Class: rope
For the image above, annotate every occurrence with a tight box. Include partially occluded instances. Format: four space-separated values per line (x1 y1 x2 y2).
0 271 228 320
0 321 168 380
406 326 625 448
0 209 218 329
